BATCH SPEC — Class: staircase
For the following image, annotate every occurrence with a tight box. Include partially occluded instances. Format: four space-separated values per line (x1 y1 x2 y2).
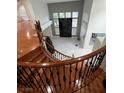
17 20 106 93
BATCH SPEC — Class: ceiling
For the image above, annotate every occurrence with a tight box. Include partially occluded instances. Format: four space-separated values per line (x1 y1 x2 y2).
42 0 80 3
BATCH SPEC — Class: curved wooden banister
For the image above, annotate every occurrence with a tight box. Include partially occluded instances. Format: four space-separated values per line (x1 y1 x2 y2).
17 20 106 93
35 20 73 61
17 45 106 68
62 45 106 62
17 46 106 93
42 37 73 59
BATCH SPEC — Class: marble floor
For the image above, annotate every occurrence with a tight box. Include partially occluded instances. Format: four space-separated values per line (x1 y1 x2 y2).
50 36 93 58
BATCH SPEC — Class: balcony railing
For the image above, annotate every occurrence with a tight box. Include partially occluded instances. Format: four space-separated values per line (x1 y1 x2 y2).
17 20 106 93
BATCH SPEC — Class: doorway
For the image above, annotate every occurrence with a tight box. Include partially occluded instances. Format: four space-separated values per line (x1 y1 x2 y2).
59 18 72 37
53 12 78 36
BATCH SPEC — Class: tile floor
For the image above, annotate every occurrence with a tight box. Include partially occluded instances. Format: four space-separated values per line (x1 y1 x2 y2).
50 36 93 58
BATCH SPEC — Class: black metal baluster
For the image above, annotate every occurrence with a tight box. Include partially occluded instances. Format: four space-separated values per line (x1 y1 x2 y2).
22 67 38 89
83 57 94 84
63 65 66 88
69 64 72 87
77 61 84 86
18 67 33 88
80 59 89 86
86 56 96 78
20 78 29 88
57 53 59 60
36 68 48 93
54 52 56 59
94 53 101 69
17 68 30 88
60 54 62 60
55 52 57 59
92 52 103 72
56 67 61 89
49 67 58 93
87 55 98 78
36 69 45 92
74 62 78 87
18 68 31 88
61 54 62 60
28 68 43 91
17 73 24 87
90 51 105 80
17 69 22 86
42 68 53 93
97 51 106 68
56 52 58 59
55 52 58 59
56 52 58 60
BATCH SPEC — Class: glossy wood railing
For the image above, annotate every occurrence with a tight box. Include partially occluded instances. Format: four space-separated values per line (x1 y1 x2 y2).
17 20 106 93
35 20 73 61
17 45 106 93
42 37 73 61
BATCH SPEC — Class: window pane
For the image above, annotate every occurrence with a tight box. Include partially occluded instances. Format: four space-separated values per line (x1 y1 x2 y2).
53 13 58 18
54 19 59 27
72 12 78 18
59 13 65 18
66 12 71 18
55 27 60 35
72 19 78 27
72 28 77 35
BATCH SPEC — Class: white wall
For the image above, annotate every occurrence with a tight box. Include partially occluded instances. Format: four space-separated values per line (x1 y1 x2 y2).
80 0 93 47
29 0 50 25
25 0 36 21
29 0 53 36
83 0 106 48
92 37 106 51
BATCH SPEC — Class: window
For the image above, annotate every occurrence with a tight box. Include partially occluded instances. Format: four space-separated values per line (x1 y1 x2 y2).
72 19 78 27
72 12 78 18
59 13 65 18
72 12 78 27
54 19 59 27
52 12 79 35
66 12 71 18
53 13 58 18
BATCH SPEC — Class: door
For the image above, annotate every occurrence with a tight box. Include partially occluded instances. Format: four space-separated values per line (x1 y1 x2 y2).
59 18 72 37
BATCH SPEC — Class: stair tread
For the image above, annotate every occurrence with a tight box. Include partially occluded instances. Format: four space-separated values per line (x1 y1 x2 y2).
27 51 43 62
18 47 42 62
36 55 46 63
42 57 50 63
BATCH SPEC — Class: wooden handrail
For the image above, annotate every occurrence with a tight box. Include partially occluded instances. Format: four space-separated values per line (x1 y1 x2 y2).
18 45 106 92
17 45 106 68
35 20 73 61
63 45 106 61
18 20 106 93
